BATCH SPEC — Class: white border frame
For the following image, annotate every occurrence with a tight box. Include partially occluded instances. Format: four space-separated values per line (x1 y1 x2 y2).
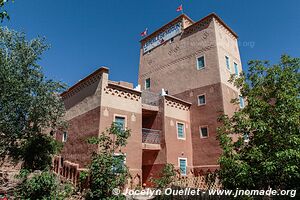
196 55 206 70
197 94 206 106
176 121 186 140
113 114 128 130
200 125 209 138
233 61 239 76
178 157 188 176
62 131 67 143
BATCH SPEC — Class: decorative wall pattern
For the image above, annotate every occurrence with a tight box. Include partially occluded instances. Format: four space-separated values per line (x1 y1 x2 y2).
104 86 141 101
62 74 102 100
165 99 190 111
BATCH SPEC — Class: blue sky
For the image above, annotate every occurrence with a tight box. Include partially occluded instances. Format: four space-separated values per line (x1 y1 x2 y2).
3 0 300 87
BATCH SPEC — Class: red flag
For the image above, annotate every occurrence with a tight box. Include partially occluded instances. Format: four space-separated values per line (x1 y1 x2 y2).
176 4 183 12
141 28 148 37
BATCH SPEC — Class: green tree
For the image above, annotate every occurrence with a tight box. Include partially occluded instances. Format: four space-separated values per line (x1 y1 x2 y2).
217 55 300 193
84 123 131 200
0 0 13 22
152 163 176 189
16 170 74 200
0 27 66 170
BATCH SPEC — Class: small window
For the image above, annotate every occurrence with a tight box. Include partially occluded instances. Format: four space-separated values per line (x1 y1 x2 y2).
62 132 68 142
179 158 187 176
234 62 239 76
200 126 208 138
197 56 205 70
145 78 150 89
198 94 206 106
225 56 230 70
170 38 174 43
114 116 126 130
239 96 245 108
177 122 185 139
112 154 126 174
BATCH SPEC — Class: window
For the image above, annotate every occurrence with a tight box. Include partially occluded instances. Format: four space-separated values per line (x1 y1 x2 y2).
225 56 230 70
114 116 126 130
239 96 245 108
177 122 185 139
62 132 68 142
234 62 239 76
112 154 126 174
198 94 206 106
197 56 205 70
145 78 150 89
178 158 187 176
200 126 208 138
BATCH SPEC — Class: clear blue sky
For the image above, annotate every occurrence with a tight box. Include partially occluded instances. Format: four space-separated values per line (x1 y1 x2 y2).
3 0 300 87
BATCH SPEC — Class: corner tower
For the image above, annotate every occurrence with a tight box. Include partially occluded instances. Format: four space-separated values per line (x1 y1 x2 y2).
138 13 243 172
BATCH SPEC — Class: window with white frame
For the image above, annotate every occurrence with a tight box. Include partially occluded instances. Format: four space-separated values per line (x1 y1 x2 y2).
239 96 245 108
145 78 150 89
177 122 185 139
225 56 230 70
198 94 206 106
62 132 68 142
114 116 126 130
200 126 209 138
197 56 205 70
234 62 239 76
112 153 126 173
178 158 187 176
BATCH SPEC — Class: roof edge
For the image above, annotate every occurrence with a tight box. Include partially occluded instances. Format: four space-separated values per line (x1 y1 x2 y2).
140 14 194 43
61 67 109 96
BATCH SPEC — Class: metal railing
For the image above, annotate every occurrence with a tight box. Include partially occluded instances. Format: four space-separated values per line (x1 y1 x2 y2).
142 128 161 144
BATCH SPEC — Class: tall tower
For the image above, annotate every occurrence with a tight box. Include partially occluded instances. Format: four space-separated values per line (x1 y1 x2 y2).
138 13 243 172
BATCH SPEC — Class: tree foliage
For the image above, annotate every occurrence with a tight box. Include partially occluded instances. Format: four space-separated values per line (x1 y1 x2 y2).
84 123 131 200
152 163 176 189
0 0 13 22
217 55 300 191
15 170 74 200
0 27 66 169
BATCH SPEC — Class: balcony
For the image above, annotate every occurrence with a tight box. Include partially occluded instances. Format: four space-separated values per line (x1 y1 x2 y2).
142 128 161 150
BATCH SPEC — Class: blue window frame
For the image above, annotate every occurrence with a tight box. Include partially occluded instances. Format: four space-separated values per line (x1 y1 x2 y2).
239 96 245 108
234 62 239 76
177 123 185 139
225 56 230 70
197 56 205 70
115 116 125 130
179 158 187 176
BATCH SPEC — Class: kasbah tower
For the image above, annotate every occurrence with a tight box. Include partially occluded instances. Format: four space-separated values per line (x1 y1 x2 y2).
138 13 242 173
53 13 243 187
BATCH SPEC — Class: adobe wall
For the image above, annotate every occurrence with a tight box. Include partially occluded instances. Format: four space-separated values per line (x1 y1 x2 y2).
174 83 223 170
138 16 221 95
163 96 193 174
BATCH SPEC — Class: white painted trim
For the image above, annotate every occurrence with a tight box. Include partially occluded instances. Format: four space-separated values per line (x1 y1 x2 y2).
178 157 188 176
113 114 128 130
199 125 209 138
196 55 206 70
176 121 186 140
225 55 231 72
197 93 206 106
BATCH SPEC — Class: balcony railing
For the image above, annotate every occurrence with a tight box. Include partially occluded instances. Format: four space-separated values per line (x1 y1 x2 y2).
142 128 161 144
